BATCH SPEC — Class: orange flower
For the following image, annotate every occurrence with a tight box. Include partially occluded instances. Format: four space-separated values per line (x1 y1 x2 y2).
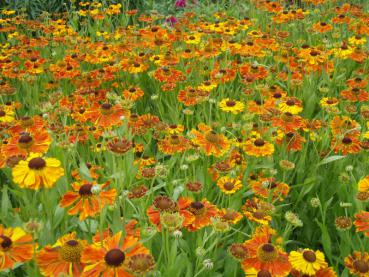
344 251 369 276
0 225 34 271
37 232 87 277
243 138 275 157
330 115 360 136
276 132 306 152
340 87 369 102
85 102 128 128
2 131 51 159
157 134 190 155
241 231 291 276
272 113 304 133
313 22 333 33
122 86 144 101
251 178 290 201
8 115 45 136
177 86 209 106
191 124 231 157
218 208 243 225
242 198 274 225
146 196 179 231
178 197 218 231
81 231 154 276
60 180 117 220
346 77 368 89
331 134 361 155
354 211 369 237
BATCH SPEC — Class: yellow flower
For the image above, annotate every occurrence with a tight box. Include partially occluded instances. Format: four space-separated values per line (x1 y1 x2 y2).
185 33 202 44
0 106 15 123
278 98 303 114
216 176 242 195
12 153 64 190
358 176 369 192
333 45 354 59
320 97 339 107
349 35 367 46
197 81 218 92
243 138 275 157
219 98 245 114
289 248 328 275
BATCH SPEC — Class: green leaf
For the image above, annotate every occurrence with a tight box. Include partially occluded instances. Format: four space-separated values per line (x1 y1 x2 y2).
79 162 93 181
318 155 346 166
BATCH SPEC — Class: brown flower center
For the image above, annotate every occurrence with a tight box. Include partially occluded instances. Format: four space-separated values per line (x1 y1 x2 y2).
104 249 125 267
205 131 221 144
0 235 12 250
353 259 369 273
254 139 265 147
79 184 93 197
28 157 46 170
286 99 295 106
253 211 265 219
226 100 236 107
257 270 272 277
0 110 6 117
302 250 316 262
342 137 352 144
229 243 249 260
170 135 180 145
20 116 34 128
223 181 235 191
257 243 278 262
127 253 155 273
18 134 34 148
100 103 113 115
153 196 175 212
189 201 205 215
60 240 83 262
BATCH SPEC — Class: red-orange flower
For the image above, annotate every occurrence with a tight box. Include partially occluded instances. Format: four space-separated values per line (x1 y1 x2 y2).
81 231 154 276
241 230 291 276
354 211 369 237
37 232 87 277
60 180 117 220
0 225 34 271
191 124 231 157
178 197 218 231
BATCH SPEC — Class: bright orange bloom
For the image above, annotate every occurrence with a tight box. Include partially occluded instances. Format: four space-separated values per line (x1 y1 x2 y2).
60 180 117 220
312 22 333 33
251 178 290 201
344 251 369 277
242 198 274 225
218 208 243 225
354 211 369 237
81 231 154 276
178 197 218 231
272 113 304 133
37 232 87 276
241 230 291 276
340 87 369 102
331 134 361 155
0 225 34 270
84 102 128 128
243 138 275 157
2 131 51 159
191 124 231 157
157 134 190 155
122 87 144 101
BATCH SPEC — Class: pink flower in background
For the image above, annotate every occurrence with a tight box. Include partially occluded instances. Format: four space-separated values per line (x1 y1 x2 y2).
175 0 186 8
166 16 178 26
